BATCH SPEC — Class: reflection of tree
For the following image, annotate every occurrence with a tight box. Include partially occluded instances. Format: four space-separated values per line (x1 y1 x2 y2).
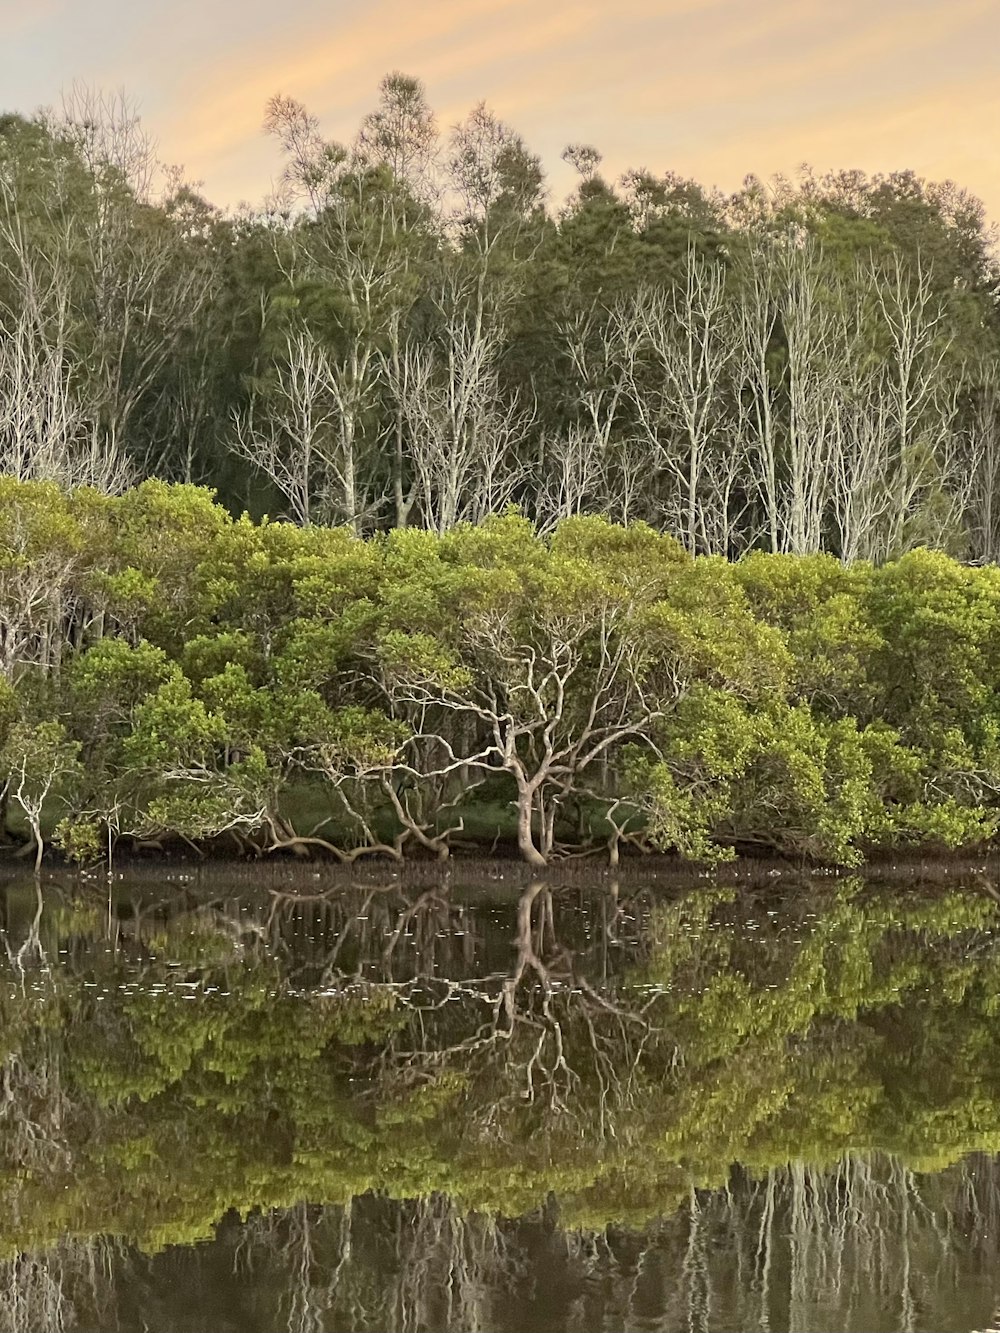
379 879 658 1142
99 1162 1000 1332
0 884 72 1176
228 1194 523 1333
7 1161 1000 1332
0 1251 70 1333
243 1202 331 1333
0 1236 122 1333
3 872 1000 1329
639 1153 1000 1333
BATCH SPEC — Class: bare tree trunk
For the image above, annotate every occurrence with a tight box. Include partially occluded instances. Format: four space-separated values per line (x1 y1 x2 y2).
624 245 738 553
782 237 840 554
733 236 781 552
515 779 547 868
388 276 531 532
964 368 1000 563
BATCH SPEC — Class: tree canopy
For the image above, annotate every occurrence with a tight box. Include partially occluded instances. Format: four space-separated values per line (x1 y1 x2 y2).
0 482 999 865
1 82 999 560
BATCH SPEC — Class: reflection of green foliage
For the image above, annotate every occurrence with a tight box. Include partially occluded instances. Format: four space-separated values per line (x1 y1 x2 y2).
614 882 1000 1194
1 878 999 1255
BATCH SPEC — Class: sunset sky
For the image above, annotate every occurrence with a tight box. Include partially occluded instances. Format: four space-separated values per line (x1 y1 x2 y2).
5 0 1000 220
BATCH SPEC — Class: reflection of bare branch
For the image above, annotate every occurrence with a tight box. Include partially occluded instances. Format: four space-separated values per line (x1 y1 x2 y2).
216 1153 1000 1333
368 880 655 1140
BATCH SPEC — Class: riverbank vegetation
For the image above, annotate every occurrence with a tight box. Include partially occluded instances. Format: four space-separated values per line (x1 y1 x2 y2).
5 82 1000 866
3 481 1000 866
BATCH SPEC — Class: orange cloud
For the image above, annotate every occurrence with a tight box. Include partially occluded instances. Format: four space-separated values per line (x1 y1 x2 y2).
167 0 543 156
653 72 1000 219
486 0 993 121
4 1 61 37
164 0 734 164
136 0 1000 223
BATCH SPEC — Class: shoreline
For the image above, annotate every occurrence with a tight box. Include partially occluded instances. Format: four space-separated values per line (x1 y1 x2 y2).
5 846 1000 894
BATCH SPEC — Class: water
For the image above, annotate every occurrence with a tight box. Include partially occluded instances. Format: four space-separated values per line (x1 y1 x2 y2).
2 863 1000 1332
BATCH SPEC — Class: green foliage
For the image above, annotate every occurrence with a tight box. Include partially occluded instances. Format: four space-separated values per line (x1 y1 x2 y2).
0 480 1000 863
0 876 998 1252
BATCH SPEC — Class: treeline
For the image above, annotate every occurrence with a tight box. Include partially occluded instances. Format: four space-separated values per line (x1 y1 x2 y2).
2 80 1000 557
3 479 1000 865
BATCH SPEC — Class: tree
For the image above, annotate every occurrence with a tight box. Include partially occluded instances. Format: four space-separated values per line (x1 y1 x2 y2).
447 103 544 260
537 298 643 530
264 95 434 531
0 480 85 682
356 72 439 201
1 719 80 871
0 288 131 493
390 275 530 532
875 252 966 557
962 369 1000 564
0 97 216 484
623 243 739 553
231 330 344 527
375 517 779 865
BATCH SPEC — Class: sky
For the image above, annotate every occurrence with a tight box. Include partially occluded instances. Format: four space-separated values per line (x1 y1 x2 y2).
4 0 1000 222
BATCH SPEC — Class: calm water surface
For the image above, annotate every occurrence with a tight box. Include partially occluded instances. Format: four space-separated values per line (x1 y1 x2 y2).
2 864 1000 1332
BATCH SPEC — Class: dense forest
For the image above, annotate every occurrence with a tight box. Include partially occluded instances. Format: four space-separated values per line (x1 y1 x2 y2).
2 77 1000 558
5 80 1000 865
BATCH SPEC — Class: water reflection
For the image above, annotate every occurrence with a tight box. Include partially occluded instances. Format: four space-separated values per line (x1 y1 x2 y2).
1 869 1000 1331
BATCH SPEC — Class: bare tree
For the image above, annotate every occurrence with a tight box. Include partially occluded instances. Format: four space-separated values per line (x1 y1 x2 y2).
0 276 132 493
731 233 849 555
830 366 897 564
728 236 966 561
57 84 158 201
732 234 783 552
539 300 642 530
392 277 531 532
0 89 214 478
266 96 417 530
624 246 739 553
876 252 958 556
781 236 842 554
382 599 663 867
963 368 1000 564
231 331 341 527
60 91 213 459
535 426 607 531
